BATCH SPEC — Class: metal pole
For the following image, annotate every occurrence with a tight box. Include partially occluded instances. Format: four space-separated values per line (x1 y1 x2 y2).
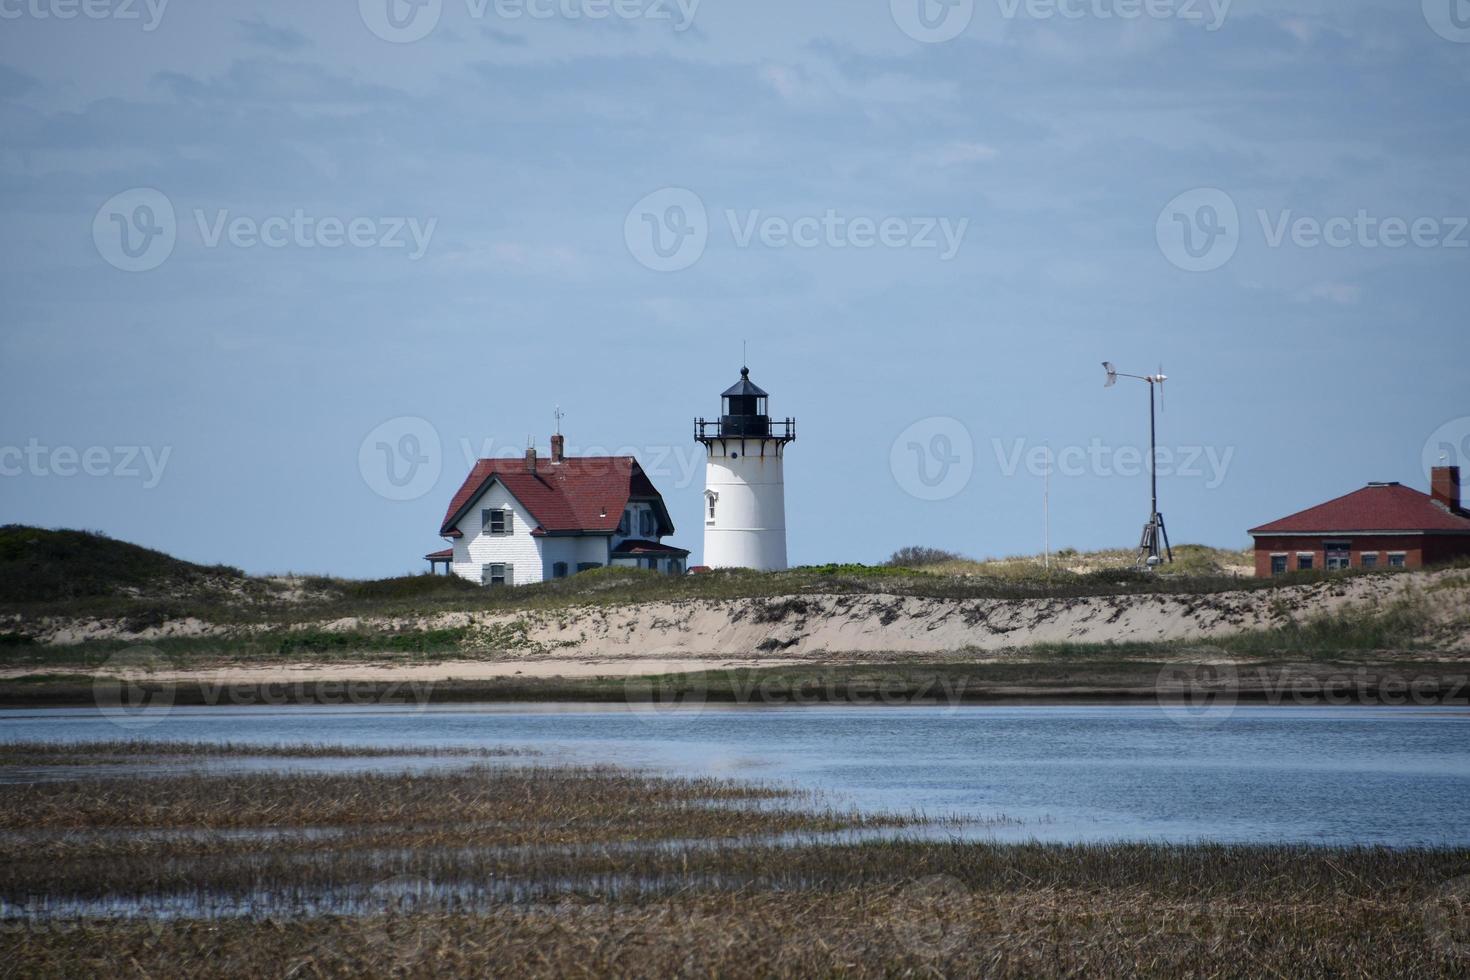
1148 380 1158 519
1044 449 1051 572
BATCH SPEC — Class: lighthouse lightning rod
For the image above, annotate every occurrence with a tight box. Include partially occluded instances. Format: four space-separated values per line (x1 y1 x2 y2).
1102 362 1172 568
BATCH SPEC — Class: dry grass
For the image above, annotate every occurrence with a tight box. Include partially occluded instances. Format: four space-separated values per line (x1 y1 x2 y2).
3 743 1467 977
5 861 1468 978
0 739 528 767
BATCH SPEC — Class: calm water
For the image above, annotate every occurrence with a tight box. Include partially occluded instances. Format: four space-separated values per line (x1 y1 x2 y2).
3 704 1468 847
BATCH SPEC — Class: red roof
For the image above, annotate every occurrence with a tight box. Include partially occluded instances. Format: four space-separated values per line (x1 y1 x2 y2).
1250 483 1470 535
424 548 454 560
439 456 673 538
612 539 691 557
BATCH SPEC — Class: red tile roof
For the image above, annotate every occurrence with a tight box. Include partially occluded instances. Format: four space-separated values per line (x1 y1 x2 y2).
439 456 674 538
1250 483 1470 535
612 539 691 557
424 547 454 560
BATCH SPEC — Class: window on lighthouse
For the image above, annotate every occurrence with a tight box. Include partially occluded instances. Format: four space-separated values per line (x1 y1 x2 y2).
705 492 717 523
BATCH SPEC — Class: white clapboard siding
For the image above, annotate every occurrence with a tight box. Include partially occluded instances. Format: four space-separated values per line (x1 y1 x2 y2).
449 478 545 585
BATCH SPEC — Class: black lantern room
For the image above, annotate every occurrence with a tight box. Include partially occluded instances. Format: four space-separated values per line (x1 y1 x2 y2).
695 367 796 444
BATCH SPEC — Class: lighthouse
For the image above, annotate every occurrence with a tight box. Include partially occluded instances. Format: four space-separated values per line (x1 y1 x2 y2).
695 367 796 571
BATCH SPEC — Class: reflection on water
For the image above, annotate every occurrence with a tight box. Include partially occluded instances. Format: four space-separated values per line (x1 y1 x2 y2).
3 703 1468 847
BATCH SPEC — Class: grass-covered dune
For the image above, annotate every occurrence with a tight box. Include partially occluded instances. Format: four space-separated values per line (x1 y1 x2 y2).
3 526 1468 709
0 525 1377 626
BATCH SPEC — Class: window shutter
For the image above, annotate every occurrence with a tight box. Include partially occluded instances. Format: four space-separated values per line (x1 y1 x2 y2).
482 509 492 529
505 564 514 587
504 509 513 533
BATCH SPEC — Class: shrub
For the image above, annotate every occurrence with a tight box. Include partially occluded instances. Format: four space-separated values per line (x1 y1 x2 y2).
885 546 964 568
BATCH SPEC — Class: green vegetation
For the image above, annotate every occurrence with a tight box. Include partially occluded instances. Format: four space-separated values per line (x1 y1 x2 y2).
1 742 1466 978
0 524 249 604
0 527 1387 632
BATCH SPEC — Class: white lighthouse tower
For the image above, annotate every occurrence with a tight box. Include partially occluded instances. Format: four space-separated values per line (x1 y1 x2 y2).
695 367 796 571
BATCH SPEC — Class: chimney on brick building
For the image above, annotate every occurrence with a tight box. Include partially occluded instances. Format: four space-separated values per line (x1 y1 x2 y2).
525 445 537 474
1432 465 1462 513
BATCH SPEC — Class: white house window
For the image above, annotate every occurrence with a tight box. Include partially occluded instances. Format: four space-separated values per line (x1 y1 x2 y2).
639 509 654 536
482 508 511 535
484 563 513 587
553 561 568 579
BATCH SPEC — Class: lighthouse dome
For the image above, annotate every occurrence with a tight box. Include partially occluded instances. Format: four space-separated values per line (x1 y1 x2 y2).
720 366 768 400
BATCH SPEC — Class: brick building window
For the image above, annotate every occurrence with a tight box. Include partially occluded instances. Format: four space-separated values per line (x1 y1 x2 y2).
1270 555 1288 575
1360 553 1378 569
1297 554 1314 571
1324 542 1350 571
1388 553 1407 568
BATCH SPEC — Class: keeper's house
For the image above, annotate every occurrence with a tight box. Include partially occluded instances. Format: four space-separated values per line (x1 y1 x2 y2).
1248 465 1470 577
425 433 688 586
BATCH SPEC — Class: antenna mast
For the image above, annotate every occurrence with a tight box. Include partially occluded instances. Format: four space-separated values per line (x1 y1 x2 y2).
1103 361 1174 570
1043 445 1051 573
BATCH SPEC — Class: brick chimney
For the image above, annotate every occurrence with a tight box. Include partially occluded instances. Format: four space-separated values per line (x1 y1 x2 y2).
1432 465 1461 512
525 446 537 474
550 433 565 463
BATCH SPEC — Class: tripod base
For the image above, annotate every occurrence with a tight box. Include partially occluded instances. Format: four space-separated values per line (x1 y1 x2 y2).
1136 512 1173 570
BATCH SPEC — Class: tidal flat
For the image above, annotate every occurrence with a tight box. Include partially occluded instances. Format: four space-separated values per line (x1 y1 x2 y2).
1 741 1468 978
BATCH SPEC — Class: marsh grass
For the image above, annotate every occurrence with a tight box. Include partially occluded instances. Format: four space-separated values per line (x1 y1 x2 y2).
0 740 529 767
1 743 1467 977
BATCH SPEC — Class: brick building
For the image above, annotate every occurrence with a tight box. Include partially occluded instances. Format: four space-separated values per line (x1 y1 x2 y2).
1249 466 1470 577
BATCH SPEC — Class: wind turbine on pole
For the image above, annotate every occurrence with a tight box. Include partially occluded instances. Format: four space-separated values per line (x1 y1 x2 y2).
1103 362 1173 570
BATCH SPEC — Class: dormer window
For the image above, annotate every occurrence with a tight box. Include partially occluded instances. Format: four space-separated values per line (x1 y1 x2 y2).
639 509 654 536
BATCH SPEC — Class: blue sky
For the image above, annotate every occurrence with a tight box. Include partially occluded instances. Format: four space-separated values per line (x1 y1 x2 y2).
1 0 1467 576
